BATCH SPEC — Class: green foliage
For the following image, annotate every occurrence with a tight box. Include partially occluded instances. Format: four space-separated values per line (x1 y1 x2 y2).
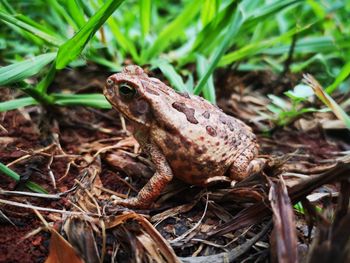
0 162 48 193
266 84 326 126
0 52 56 85
0 0 348 112
56 0 125 69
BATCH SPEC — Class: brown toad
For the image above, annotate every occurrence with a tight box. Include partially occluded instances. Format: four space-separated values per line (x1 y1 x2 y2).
104 65 263 208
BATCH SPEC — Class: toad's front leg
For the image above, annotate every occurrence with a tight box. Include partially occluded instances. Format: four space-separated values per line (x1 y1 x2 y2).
112 142 173 209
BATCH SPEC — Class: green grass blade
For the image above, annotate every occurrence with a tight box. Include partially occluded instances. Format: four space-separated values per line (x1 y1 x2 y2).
194 7 244 95
139 0 151 43
53 93 111 108
244 0 301 29
200 0 219 26
25 181 49 194
0 162 19 181
143 0 202 61
48 0 79 31
0 11 62 46
219 23 312 66
35 62 57 93
0 97 38 112
56 0 125 69
66 0 86 28
152 59 187 92
263 36 349 55
0 52 56 86
196 55 216 103
0 162 48 193
291 53 334 76
192 1 237 53
325 60 350 94
15 14 60 37
107 18 139 61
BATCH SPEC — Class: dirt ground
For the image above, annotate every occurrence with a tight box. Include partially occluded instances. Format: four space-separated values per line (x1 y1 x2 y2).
0 67 349 262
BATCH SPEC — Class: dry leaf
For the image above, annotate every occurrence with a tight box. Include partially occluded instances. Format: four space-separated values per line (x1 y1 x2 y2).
269 177 298 263
45 229 83 263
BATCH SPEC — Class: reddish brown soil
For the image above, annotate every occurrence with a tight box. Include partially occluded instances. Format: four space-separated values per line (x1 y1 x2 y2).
0 67 349 262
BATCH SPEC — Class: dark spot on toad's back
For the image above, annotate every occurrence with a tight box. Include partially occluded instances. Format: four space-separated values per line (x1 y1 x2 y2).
202 111 210 119
195 145 207 155
219 115 227 124
172 102 199 124
227 122 235 131
206 125 217 137
176 91 191 99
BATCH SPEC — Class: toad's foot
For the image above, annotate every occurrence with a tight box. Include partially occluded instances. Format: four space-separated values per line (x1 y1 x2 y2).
229 157 267 185
111 142 173 209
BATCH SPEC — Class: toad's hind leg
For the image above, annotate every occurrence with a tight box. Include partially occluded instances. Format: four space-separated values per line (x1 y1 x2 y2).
112 142 173 209
228 147 265 182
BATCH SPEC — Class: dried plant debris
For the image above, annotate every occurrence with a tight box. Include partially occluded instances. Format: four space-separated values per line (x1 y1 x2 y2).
1 70 350 262
269 178 298 263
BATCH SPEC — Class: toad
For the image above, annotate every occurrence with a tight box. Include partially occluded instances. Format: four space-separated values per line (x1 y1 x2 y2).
104 65 263 208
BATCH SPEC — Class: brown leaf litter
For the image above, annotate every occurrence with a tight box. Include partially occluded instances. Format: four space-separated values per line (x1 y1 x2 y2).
0 69 350 262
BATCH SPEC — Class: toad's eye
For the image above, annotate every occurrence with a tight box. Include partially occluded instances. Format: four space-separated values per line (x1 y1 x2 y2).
119 83 136 99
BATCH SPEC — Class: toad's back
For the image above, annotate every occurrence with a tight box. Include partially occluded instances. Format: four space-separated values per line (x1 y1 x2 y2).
139 78 258 185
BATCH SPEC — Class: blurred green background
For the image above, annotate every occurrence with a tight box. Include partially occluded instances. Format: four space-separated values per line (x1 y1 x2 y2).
0 0 349 110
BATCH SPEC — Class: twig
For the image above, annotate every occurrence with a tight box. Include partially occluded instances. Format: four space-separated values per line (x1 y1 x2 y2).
0 188 61 199
0 198 92 216
180 221 272 263
47 151 56 189
170 192 209 244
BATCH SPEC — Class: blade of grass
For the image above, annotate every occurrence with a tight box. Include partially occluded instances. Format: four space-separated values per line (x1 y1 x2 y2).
139 0 151 44
15 13 61 37
0 162 48 193
303 74 350 129
56 0 125 69
0 11 62 46
106 17 139 61
48 0 80 31
194 0 301 55
291 53 335 76
263 36 349 55
35 62 57 93
66 0 86 28
52 93 111 108
192 0 237 53
219 23 312 66
143 0 202 61
195 0 303 94
0 97 38 112
196 55 216 103
200 0 219 26
152 59 188 92
0 52 56 86
194 5 244 95
325 60 350 94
